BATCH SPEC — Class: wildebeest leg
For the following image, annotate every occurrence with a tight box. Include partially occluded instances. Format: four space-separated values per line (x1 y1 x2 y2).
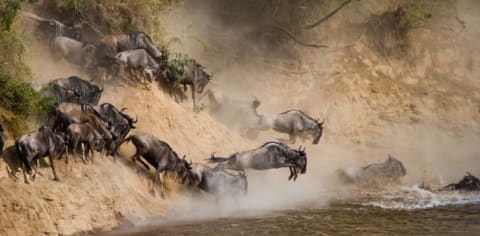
293 168 298 181
81 143 87 164
21 163 29 184
288 167 294 181
152 168 166 199
48 154 60 181
191 85 196 109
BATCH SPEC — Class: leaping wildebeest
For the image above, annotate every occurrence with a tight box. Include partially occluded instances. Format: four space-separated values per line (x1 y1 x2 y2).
48 76 103 105
15 125 67 184
165 59 212 109
253 101 324 144
121 133 193 198
190 163 248 196
209 142 307 181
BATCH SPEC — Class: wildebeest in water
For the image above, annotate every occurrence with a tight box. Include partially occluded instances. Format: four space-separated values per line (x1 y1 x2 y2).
442 172 480 191
209 142 307 181
336 155 407 185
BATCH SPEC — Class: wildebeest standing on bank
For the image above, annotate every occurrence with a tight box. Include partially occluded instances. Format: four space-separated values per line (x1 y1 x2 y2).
15 125 67 184
190 163 248 196
253 101 324 144
122 134 193 198
210 142 307 181
65 122 110 164
336 155 407 185
48 76 103 105
165 59 212 109
52 36 97 71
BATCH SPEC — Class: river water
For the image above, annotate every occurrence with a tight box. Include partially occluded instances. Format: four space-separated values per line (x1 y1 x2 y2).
105 186 480 236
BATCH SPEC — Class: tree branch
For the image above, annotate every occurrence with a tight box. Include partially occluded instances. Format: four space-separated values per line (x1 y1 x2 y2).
303 0 354 30
271 24 328 48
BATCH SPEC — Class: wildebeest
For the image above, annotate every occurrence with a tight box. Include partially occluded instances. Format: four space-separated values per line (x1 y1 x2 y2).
441 172 480 191
96 32 164 73
336 155 407 185
200 89 260 139
65 123 108 164
190 163 248 196
115 49 167 89
48 76 103 105
89 103 137 157
209 142 307 181
52 36 96 70
165 59 212 109
0 122 4 156
23 12 83 43
15 125 67 184
53 103 110 134
253 101 324 144
122 134 193 198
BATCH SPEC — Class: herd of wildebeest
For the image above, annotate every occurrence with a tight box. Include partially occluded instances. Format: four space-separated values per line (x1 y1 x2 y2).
0 14 478 200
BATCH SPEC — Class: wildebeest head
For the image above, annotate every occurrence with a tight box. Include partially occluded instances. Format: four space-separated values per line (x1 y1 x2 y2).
294 146 308 174
177 155 194 184
312 119 324 144
192 62 212 94
384 155 407 178
72 22 84 41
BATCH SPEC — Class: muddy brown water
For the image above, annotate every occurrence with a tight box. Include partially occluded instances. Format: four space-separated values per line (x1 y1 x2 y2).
103 187 480 236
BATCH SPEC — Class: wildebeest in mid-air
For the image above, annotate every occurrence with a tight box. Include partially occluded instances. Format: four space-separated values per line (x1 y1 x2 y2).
48 76 103 105
209 142 307 181
200 88 261 139
190 163 248 197
253 100 324 144
336 155 407 185
15 125 67 184
121 133 194 198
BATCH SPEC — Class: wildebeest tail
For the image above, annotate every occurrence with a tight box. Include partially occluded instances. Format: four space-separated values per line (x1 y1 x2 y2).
252 97 261 118
15 140 32 173
207 153 230 163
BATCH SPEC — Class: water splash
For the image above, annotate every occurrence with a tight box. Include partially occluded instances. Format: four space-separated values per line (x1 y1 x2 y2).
359 185 480 210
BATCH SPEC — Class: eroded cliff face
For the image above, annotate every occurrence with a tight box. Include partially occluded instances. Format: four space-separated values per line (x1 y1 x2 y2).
1 1 480 235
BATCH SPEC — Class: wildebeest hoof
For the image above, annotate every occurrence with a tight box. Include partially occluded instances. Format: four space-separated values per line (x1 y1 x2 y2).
53 177 60 181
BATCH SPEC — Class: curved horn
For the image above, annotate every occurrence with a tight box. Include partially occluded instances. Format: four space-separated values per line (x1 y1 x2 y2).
133 115 138 123
121 107 128 112
99 84 104 93
189 159 193 165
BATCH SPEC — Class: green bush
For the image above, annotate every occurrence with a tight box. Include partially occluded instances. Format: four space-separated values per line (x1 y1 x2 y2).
0 67 36 115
